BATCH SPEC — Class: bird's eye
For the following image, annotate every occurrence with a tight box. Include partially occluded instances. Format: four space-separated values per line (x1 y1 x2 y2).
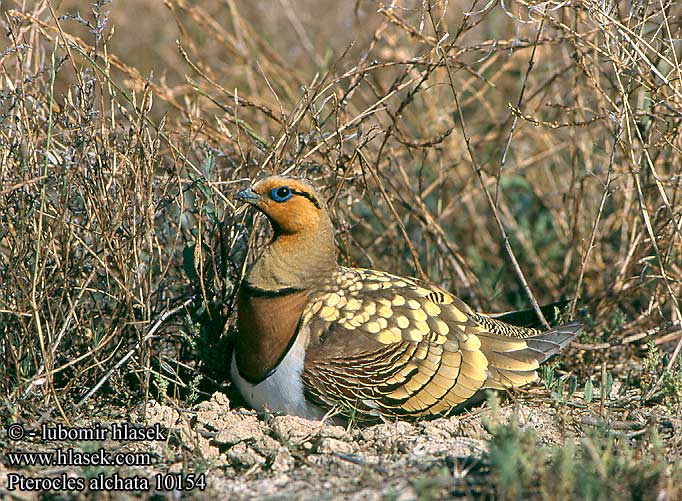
270 186 293 202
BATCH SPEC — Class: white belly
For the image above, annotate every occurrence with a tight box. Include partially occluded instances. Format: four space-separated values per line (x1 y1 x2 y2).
230 326 327 420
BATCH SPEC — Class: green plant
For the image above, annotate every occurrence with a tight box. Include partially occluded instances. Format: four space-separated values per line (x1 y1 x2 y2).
484 415 682 500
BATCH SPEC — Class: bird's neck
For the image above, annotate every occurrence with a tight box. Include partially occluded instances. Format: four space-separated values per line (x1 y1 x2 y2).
236 221 336 383
246 222 337 292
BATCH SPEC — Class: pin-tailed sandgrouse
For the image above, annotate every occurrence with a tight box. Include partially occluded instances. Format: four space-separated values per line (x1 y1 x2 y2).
232 176 581 421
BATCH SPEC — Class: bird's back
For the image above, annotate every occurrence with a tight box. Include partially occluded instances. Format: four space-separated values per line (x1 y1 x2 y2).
299 266 581 420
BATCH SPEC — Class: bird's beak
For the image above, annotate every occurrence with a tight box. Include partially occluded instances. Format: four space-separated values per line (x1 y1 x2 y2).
236 187 261 205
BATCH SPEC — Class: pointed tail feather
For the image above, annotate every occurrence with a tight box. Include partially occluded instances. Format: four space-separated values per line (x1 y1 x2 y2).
524 321 582 361
481 321 582 390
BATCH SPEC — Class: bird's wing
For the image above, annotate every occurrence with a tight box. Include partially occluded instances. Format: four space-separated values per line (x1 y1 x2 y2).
300 267 578 419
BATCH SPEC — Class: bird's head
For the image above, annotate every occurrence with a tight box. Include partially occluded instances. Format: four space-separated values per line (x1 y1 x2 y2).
236 176 330 236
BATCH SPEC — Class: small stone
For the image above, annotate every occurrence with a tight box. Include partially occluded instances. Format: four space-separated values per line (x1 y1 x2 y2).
270 447 295 473
227 442 265 469
316 437 353 454
270 415 322 444
213 414 263 446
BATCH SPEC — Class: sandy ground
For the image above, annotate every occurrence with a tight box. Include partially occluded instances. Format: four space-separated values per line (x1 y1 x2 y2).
1 390 680 500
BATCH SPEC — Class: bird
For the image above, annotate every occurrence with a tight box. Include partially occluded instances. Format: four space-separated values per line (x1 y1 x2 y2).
231 175 582 421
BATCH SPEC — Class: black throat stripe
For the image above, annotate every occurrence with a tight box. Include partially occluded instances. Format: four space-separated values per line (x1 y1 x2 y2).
241 281 306 298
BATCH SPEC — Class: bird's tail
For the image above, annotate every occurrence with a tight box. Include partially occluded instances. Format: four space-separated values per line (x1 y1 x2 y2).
478 321 582 390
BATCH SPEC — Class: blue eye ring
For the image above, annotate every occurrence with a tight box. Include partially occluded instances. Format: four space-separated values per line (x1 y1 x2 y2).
270 186 293 202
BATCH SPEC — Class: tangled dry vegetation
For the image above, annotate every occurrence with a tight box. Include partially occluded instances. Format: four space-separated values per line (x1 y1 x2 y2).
1 0 682 499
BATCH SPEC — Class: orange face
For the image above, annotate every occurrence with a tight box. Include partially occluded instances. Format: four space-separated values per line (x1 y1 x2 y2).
237 176 327 235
